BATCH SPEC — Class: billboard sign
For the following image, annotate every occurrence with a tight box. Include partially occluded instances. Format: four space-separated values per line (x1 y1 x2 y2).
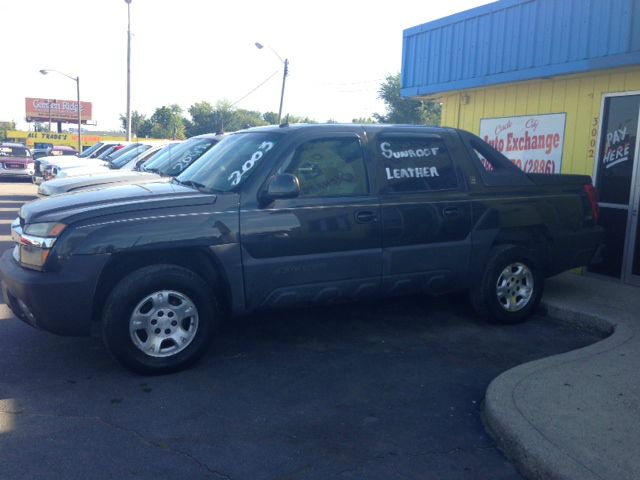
479 113 567 174
25 97 92 123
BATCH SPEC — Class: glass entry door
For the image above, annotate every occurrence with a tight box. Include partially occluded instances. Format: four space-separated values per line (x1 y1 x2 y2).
590 94 640 284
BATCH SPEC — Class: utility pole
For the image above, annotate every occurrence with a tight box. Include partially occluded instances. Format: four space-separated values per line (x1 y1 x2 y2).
125 0 132 141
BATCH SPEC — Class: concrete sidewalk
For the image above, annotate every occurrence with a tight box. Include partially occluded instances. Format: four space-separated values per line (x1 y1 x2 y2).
483 272 640 480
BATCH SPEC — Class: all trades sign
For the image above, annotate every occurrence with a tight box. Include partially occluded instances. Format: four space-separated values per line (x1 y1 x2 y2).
479 113 567 174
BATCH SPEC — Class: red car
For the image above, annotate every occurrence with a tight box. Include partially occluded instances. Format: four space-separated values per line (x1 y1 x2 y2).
0 143 35 179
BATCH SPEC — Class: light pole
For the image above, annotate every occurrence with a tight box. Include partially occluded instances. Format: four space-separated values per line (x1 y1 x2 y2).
40 69 81 152
255 42 288 124
125 0 132 141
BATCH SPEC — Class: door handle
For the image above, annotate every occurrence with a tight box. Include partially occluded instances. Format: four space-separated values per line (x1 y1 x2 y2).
442 206 461 217
355 210 378 223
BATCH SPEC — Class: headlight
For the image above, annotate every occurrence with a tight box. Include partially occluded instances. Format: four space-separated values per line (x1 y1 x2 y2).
43 166 58 180
37 183 50 196
11 220 67 271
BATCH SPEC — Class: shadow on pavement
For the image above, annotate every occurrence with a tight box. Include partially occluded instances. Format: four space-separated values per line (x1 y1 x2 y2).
0 294 604 480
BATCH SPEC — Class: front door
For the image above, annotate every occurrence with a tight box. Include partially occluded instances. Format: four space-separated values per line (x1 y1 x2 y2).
240 133 382 309
590 93 640 284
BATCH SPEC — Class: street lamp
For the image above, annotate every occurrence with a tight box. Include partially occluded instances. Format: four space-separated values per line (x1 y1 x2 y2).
255 42 289 124
125 0 132 141
40 69 81 152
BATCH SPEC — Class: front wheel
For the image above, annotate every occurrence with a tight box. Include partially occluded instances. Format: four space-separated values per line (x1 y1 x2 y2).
470 245 544 324
102 265 218 374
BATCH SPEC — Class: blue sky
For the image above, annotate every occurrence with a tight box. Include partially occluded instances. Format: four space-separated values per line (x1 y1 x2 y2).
1 0 491 131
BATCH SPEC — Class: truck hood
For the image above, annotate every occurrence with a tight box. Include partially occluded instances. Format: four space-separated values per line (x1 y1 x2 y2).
21 181 216 225
40 157 106 169
37 154 79 165
40 171 163 196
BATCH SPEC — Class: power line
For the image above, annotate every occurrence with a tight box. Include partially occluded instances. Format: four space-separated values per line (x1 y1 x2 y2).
231 70 279 107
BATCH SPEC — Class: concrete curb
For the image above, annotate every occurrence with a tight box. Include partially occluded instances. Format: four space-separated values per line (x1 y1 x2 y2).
482 298 635 480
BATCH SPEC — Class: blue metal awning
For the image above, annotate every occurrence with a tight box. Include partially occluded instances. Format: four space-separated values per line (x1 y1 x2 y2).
401 0 640 98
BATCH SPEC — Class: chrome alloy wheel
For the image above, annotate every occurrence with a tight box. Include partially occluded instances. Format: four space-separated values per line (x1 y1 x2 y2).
129 290 199 358
495 262 534 312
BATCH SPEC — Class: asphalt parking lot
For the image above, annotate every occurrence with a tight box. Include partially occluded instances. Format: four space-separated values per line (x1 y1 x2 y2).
0 179 604 480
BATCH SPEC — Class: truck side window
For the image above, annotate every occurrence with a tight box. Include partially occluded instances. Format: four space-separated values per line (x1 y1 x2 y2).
460 133 533 186
377 136 457 192
469 139 513 172
285 138 368 197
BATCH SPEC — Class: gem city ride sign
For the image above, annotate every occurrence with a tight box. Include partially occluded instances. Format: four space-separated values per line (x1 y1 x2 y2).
25 97 92 123
480 113 567 174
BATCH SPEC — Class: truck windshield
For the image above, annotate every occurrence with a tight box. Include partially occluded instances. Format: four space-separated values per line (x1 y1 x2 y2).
176 133 280 192
0 146 30 157
142 138 216 176
78 142 104 158
109 144 152 169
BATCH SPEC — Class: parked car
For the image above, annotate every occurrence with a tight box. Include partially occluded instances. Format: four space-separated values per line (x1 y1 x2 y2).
40 143 132 181
32 145 77 160
1 124 604 374
0 143 35 179
37 134 223 196
33 141 128 184
51 142 159 179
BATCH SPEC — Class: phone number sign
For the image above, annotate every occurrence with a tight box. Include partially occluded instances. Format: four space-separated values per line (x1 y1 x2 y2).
480 113 567 174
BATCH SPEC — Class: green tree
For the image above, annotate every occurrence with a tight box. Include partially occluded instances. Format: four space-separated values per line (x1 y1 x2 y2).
234 109 268 130
186 101 215 137
352 117 376 124
263 112 317 125
262 112 279 125
119 111 152 138
33 122 51 132
148 104 186 139
0 121 15 140
186 100 269 136
373 73 441 125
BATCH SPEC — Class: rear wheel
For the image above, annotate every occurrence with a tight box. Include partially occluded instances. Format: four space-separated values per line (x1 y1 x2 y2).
470 245 543 324
102 264 218 374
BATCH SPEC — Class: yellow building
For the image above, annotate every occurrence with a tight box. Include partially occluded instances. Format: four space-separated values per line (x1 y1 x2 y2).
402 0 640 285
6 130 127 151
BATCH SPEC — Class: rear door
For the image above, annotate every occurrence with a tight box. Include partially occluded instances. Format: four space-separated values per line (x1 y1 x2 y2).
240 132 382 309
371 129 472 295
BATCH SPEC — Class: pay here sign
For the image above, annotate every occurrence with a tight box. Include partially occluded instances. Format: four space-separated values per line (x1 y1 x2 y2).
479 113 567 174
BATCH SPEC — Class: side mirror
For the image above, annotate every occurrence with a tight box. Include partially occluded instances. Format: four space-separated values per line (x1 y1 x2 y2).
262 173 300 202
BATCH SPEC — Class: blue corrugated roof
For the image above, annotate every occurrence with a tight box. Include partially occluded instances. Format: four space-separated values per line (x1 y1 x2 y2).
401 0 640 98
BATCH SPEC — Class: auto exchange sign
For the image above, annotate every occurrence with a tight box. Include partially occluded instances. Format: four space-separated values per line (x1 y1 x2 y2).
25 97 92 123
480 113 567 174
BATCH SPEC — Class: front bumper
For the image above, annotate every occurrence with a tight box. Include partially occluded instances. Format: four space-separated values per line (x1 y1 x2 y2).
0 167 34 178
0 249 109 336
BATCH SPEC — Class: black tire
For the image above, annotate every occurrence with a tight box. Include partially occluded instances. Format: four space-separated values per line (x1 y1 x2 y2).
102 264 219 374
470 244 544 324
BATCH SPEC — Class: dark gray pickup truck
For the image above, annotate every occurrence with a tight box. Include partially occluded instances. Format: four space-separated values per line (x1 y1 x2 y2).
1 124 603 373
